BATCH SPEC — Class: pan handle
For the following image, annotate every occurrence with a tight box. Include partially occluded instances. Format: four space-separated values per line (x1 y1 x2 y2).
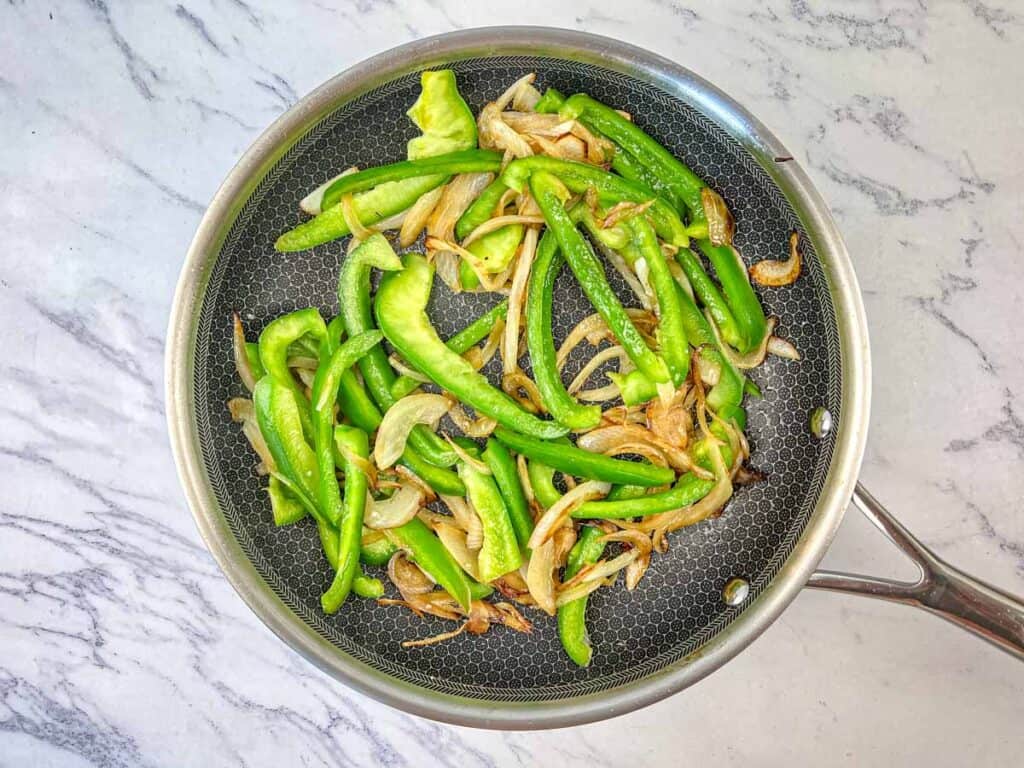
807 483 1024 660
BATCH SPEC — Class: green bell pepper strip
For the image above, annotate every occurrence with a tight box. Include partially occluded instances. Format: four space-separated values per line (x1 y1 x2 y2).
387 517 475 611
482 438 534 551
352 573 385 599
557 525 607 667
276 174 447 252
697 240 767 353
321 425 370 613
527 459 561 510
570 202 630 250
406 70 478 160
534 87 566 114
458 462 523 582
610 148 664 198
310 331 384 525
338 235 458 468
627 215 689 385
360 531 398 566
573 472 715 519
375 253 569 440
560 93 700 218
257 307 327 438
455 176 509 240
675 247 744 351
605 484 647 502
530 171 670 385
326 312 384 434
501 156 689 246
526 229 602 430
466 223 525 274
560 94 768 352
317 150 502 212
244 342 266 380
267 474 306 526
691 421 736 473
744 379 763 399
253 376 320 501
672 283 745 422
397 445 466 496
459 259 481 290
391 299 510 400
493 427 675 487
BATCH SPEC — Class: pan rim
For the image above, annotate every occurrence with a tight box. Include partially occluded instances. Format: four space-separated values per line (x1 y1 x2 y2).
165 26 871 729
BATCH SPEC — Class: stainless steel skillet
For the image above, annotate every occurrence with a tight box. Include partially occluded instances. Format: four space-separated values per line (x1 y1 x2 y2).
165 27 1024 730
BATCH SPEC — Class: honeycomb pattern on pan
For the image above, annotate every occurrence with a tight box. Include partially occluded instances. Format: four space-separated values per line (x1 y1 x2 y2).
192 56 841 701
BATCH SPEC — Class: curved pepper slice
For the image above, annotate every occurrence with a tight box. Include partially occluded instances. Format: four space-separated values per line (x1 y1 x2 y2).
493 427 674 487
253 376 320 501
482 438 534 553
573 472 714 519
375 252 569 440
318 150 501 212
627 215 689 385
257 307 327 437
310 330 384 525
338 234 457 467
529 170 670 386
525 229 601 430
321 425 370 613
557 525 606 667
458 462 522 582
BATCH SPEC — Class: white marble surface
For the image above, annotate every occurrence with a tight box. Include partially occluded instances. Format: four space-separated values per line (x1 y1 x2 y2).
2 1 1023 765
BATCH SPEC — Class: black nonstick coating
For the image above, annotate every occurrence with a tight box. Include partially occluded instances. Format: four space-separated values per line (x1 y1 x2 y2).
192 56 841 701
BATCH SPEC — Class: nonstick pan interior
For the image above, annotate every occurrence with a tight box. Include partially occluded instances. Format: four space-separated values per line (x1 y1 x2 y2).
191 55 842 702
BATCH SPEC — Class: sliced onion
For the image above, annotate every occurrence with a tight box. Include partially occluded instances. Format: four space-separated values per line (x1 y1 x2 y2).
365 483 424 530
427 173 494 242
555 531 651 606
578 424 696 473
568 345 629 395
228 398 277 474
593 239 654 310
294 368 316 390
525 538 557 616
494 73 536 111
447 402 497 438
399 185 445 247
387 354 430 383
340 193 375 241
751 231 802 286
569 120 614 164
394 465 437 502
373 393 450 469
557 313 614 369
512 80 542 111
602 199 654 229
434 521 482 581
708 311 778 370
701 187 735 247
503 227 538 375
465 504 484 551
767 335 801 361
555 134 587 162
443 434 491 475
463 317 504 371
461 214 544 248
232 313 258 392
502 371 545 413
646 385 691 449
501 112 573 136
478 103 534 158
552 526 578 571
440 494 474 533
300 166 356 215
515 454 535 506
400 623 467 648
433 249 462 292
638 444 733 535
528 481 611 549
387 551 435 598
529 133 569 159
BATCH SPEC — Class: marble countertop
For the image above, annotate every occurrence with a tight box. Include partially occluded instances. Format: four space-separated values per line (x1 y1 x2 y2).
2 1 1023 765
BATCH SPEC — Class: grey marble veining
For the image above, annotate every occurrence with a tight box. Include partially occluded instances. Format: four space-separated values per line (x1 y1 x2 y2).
1 1 1022 766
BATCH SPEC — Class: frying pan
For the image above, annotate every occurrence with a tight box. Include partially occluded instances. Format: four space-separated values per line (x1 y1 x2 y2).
165 27 1024 729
